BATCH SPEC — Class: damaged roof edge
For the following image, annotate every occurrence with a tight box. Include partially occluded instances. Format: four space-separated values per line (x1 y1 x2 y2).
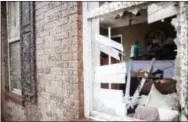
87 2 148 20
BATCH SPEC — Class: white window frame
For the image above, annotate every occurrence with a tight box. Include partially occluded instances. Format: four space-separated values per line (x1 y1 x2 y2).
83 2 181 121
6 2 22 95
83 2 148 121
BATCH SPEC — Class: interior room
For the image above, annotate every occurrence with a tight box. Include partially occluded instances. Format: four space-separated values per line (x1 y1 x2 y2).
100 9 177 62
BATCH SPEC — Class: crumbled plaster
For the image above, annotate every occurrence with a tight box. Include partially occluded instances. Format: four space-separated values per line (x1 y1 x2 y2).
171 2 188 120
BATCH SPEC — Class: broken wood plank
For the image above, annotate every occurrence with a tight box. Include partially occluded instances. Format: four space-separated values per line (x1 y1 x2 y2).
100 45 120 60
95 62 126 83
95 73 125 83
125 59 132 99
148 2 178 24
95 34 124 52
95 62 126 75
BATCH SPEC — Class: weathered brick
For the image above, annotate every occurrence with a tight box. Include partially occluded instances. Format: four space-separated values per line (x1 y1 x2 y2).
34 4 82 119
2 1 83 121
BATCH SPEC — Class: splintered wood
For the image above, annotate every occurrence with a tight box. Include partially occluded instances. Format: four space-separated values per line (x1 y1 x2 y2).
95 34 124 60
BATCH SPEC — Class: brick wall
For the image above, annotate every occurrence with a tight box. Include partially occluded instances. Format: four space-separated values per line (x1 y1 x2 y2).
1 2 83 121
34 2 83 120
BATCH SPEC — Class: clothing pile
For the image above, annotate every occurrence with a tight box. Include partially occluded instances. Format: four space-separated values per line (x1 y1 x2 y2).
132 84 179 121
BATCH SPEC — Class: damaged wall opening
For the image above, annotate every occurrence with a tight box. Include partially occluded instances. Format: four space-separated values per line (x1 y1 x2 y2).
91 3 180 121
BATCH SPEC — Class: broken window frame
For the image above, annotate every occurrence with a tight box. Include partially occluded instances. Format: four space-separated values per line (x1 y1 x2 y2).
83 2 146 121
6 2 22 95
83 1 181 121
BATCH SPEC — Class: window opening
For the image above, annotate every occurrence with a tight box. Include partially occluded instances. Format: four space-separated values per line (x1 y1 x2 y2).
91 3 179 120
7 2 21 95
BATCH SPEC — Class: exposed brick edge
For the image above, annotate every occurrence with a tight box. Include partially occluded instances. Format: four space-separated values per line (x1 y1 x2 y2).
76 1 84 119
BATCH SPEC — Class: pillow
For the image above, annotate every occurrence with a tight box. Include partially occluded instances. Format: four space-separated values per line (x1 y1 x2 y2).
145 84 178 110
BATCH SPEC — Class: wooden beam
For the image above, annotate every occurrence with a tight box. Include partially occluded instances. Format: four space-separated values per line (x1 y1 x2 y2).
95 34 124 52
125 60 132 101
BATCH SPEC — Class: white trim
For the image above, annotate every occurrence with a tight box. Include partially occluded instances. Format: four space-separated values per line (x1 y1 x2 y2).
83 2 100 118
82 2 90 118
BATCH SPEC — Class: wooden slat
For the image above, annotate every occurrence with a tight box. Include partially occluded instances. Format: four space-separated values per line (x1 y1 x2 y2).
95 73 125 83
96 62 126 75
95 62 126 83
125 60 132 99
95 34 124 52
100 45 120 60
